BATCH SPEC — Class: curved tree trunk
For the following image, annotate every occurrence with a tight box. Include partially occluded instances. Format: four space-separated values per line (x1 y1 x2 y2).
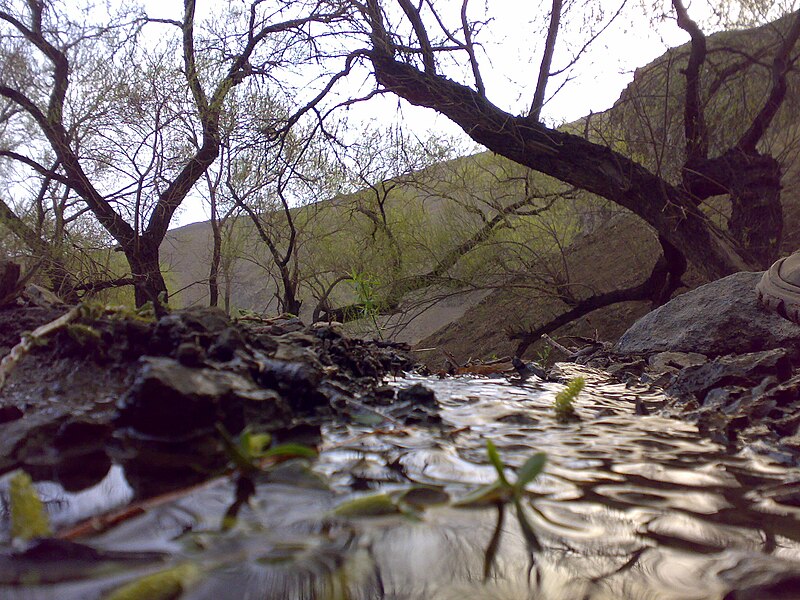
366 53 755 281
209 206 222 308
511 236 688 356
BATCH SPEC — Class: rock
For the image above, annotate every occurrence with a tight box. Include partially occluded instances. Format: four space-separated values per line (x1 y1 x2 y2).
616 272 800 357
22 284 63 308
667 349 792 402
648 351 707 373
397 383 437 407
116 357 290 438
0 406 23 424
254 357 325 410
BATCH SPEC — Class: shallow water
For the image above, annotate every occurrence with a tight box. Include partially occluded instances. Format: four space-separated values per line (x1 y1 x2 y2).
2 366 800 599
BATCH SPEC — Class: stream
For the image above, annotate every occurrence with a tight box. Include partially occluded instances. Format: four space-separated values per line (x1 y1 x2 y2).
1 366 800 599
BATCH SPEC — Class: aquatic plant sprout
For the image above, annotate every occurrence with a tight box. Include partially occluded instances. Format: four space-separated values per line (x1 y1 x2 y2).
554 376 585 420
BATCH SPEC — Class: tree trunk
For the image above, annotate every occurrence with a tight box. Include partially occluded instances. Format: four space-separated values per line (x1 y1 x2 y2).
209 210 222 308
280 266 302 316
684 149 782 267
126 243 168 308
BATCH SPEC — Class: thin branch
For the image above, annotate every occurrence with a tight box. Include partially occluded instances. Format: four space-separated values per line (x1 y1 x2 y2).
396 0 436 73
461 0 485 96
0 150 71 186
529 0 562 121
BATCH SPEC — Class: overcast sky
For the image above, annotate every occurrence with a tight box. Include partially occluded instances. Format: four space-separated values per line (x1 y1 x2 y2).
164 1 717 226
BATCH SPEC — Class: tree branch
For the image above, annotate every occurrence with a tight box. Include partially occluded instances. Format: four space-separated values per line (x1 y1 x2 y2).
365 50 753 278
396 0 436 74
673 0 708 164
737 10 800 153
460 0 485 96
510 236 686 356
529 0 562 121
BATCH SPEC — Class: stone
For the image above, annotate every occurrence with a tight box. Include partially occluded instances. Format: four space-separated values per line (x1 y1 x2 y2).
116 357 290 438
667 348 792 402
396 383 437 407
648 351 707 373
616 271 800 356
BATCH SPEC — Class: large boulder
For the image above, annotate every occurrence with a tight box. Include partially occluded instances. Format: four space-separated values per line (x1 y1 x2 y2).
616 271 800 357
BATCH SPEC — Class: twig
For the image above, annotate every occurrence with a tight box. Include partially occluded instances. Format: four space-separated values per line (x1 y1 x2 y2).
0 305 80 391
541 333 574 357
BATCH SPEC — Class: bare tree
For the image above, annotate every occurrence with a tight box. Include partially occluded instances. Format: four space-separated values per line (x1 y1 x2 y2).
355 0 800 282
0 0 349 306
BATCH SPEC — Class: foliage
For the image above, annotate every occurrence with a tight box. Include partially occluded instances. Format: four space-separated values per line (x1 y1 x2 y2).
331 440 546 526
332 486 450 520
217 425 317 475
554 377 585 421
104 563 201 600
8 471 51 541
455 440 546 508
454 440 546 560
347 269 383 338
535 345 552 370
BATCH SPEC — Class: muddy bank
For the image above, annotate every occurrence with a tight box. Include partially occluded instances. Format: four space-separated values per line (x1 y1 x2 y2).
0 304 415 494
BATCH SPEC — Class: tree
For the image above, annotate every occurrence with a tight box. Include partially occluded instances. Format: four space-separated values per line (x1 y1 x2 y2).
355 0 800 283
314 128 586 336
0 0 349 306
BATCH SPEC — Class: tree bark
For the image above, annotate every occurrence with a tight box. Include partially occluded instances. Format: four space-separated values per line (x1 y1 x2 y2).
125 242 168 307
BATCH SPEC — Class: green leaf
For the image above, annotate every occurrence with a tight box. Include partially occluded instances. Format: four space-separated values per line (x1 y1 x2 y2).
332 493 400 518
105 563 201 600
396 486 450 508
485 440 510 488
240 431 271 457
260 443 318 460
9 471 51 540
515 452 546 490
452 481 509 507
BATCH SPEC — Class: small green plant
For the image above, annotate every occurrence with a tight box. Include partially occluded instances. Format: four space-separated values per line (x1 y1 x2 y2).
455 441 546 576
455 440 546 510
535 345 552 370
8 470 51 541
554 376 584 421
65 322 102 349
105 563 201 600
347 269 383 339
217 425 317 474
332 486 450 519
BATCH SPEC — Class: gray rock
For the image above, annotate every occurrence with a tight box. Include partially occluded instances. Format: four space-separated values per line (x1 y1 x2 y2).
616 271 800 356
647 351 707 376
668 348 792 402
117 356 290 438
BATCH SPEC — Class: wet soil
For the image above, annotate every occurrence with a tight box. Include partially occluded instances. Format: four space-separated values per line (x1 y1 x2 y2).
0 304 415 494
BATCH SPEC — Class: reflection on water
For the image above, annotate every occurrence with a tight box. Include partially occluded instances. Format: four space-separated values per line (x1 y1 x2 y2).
2 367 800 599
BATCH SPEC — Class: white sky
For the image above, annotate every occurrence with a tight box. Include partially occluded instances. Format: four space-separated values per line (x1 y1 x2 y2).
162 1 712 227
